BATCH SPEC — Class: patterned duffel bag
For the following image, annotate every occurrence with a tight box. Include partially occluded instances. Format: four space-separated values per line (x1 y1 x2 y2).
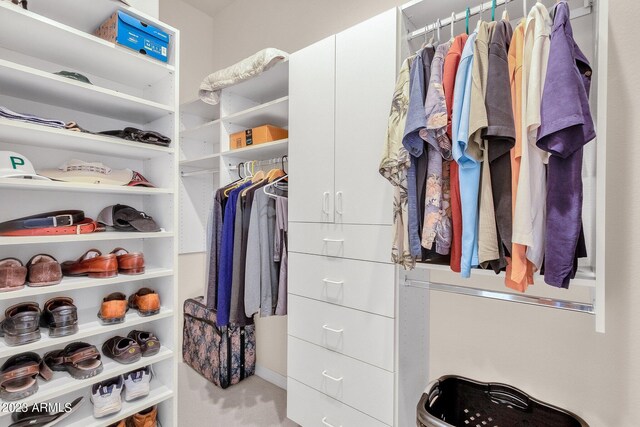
182 297 256 389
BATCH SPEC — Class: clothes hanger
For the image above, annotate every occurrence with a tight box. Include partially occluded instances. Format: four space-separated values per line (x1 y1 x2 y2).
503 0 511 20
263 174 288 199
523 0 528 19
450 12 456 41
421 23 435 49
465 7 471 34
476 2 484 30
491 0 497 21
436 19 441 44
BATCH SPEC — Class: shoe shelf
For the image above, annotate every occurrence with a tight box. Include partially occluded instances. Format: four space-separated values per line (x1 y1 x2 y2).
0 2 174 89
0 178 174 195
0 267 173 300
0 347 173 418
0 308 173 359
0 59 174 123
0 1 180 425
0 119 175 160
0 232 174 246
65 382 174 427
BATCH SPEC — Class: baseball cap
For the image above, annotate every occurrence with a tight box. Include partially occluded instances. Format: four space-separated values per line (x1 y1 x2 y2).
97 205 160 232
54 71 93 85
0 151 50 181
127 171 156 188
38 160 134 186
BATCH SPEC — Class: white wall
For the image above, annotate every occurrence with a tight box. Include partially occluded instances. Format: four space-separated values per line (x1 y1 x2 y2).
170 1 640 425
127 0 159 18
159 0 215 103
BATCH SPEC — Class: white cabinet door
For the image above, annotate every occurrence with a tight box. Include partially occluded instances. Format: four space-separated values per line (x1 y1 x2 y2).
289 35 336 223
334 9 397 226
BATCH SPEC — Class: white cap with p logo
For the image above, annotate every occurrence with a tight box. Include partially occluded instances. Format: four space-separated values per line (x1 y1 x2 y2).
0 151 50 180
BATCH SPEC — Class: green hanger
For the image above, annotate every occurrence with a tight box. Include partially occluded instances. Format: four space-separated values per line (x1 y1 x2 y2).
465 7 470 34
492 0 497 20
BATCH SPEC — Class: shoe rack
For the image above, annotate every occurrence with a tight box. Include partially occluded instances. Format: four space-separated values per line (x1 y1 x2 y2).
0 1 179 426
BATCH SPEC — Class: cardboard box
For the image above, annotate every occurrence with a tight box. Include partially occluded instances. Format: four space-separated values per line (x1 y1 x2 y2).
94 11 169 63
230 125 288 150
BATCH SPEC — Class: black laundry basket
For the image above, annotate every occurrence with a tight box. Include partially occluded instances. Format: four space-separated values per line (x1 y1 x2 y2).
417 376 589 427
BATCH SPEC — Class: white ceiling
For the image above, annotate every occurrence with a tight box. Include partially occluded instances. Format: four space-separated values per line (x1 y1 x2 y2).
182 0 233 16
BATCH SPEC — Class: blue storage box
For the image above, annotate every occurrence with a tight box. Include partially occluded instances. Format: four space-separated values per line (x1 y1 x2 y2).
95 11 170 63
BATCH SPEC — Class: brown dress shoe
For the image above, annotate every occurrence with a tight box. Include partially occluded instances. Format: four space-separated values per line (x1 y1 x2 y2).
108 421 126 427
98 293 128 324
0 258 27 292
26 254 62 287
110 248 145 275
128 288 160 316
61 249 117 278
127 406 157 427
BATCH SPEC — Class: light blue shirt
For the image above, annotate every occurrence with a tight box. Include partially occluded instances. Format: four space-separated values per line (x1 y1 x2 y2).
451 32 480 278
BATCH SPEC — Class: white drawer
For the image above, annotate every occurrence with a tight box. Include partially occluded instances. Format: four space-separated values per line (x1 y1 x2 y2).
289 222 393 264
288 336 394 425
288 378 390 427
288 295 394 371
289 252 395 318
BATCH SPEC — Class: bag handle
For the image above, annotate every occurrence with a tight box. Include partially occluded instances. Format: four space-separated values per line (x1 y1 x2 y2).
488 384 531 411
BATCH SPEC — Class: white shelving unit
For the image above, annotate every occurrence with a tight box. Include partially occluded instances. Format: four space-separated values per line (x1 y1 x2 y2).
179 61 289 254
0 1 179 425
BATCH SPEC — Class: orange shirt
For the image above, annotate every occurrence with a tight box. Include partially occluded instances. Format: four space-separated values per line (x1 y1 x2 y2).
443 33 468 273
506 21 534 292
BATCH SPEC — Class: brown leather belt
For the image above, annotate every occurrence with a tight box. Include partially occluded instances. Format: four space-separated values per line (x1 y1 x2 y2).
0 219 103 236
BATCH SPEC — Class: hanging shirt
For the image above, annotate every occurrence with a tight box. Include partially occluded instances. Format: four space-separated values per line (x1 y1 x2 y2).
469 21 502 271
537 1 594 288
274 196 288 314
484 19 515 270
420 41 453 255
506 21 535 292
218 181 252 327
452 31 479 278
444 33 468 273
380 56 415 269
513 3 552 270
403 52 430 258
205 188 225 308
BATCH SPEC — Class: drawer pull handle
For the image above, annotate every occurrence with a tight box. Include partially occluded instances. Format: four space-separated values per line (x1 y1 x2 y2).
322 192 330 215
323 278 344 285
322 370 344 382
322 324 344 333
322 417 342 427
323 238 344 243
335 191 344 215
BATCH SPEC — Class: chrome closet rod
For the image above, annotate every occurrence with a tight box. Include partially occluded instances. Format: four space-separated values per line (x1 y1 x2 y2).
181 169 219 177
403 277 595 314
406 0 593 41
228 156 288 170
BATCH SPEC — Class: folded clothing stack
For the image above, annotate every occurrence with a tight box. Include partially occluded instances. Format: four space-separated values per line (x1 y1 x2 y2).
0 106 65 129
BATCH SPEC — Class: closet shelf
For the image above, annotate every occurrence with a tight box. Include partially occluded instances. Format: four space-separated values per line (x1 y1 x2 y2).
0 178 173 195
0 308 173 359
0 2 175 89
221 139 289 161
181 99 220 121
0 348 174 418
0 231 174 246
65 382 174 427
180 153 222 170
222 96 289 129
180 119 221 142
0 267 173 300
224 60 289 104
0 59 174 123
414 263 597 288
0 119 174 160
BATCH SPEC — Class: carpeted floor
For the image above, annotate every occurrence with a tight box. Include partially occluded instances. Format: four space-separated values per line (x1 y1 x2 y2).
178 362 299 426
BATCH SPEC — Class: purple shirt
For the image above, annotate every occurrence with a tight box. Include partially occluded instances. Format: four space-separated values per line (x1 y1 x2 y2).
537 1 595 288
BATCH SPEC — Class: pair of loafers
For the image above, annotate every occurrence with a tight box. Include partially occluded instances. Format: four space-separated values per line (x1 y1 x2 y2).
98 288 161 324
62 248 145 279
102 331 160 365
0 298 78 346
0 255 62 292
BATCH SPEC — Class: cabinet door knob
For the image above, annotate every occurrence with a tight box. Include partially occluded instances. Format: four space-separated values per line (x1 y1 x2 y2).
322 192 330 215
335 191 344 215
321 370 344 382
322 417 342 427
322 324 344 333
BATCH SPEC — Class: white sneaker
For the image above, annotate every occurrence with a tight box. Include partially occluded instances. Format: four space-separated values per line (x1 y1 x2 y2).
91 376 123 418
123 366 151 401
